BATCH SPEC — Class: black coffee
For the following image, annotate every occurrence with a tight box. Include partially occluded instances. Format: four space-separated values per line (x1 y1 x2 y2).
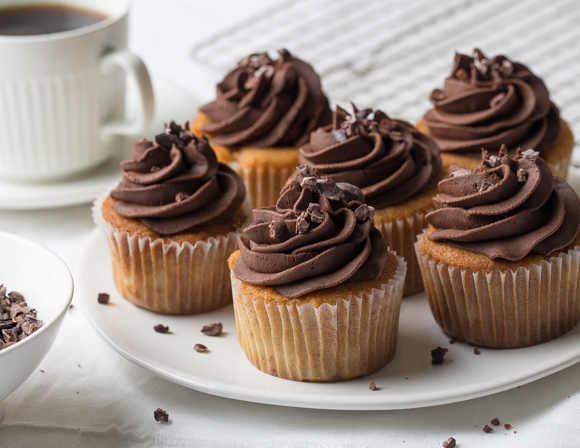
0 4 107 36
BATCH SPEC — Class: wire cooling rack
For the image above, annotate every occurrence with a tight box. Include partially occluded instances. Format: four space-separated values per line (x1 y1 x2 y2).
191 0 580 161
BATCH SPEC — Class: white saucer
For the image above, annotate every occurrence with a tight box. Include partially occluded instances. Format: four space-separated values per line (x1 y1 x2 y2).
0 78 199 210
77 228 580 410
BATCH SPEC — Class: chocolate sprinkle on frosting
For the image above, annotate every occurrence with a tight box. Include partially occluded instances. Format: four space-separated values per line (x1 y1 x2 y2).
233 166 387 298
426 145 580 261
200 49 332 148
110 121 246 235
299 105 441 208
423 49 561 157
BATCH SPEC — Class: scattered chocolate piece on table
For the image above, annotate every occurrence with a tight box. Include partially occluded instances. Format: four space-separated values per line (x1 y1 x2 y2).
431 346 448 364
369 381 377 391
474 347 481 355
442 437 456 448
194 344 208 353
0 286 43 351
154 408 169 422
97 293 110 304
483 424 493 433
491 417 500 426
504 423 512 430
69 304 74 309
201 322 223 336
154 324 169 334
448 337 457 344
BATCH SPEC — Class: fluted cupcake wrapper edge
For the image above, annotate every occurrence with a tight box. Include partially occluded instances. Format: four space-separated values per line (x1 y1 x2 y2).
415 231 580 348
93 190 252 314
230 255 407 382
375 208 432 296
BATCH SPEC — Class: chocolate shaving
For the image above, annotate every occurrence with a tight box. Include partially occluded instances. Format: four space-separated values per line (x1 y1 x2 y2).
442 437 456 448
194 343 208 353
482 424 493 433
431 346 448 364
0 288 42 350
474 347 481 355
154 324 169 334
448 337 457 344
154 408 169 422
369 381 377 391
504 423 512 430
300 177 318 191
354 204 375 221
269 221 286 239
316 178 345 201
296 212 310 234
201 322 222 336
521 149 539 161
296 165 317 179
491 417 500 426
97 293 110 304
336 182 364 203
307 202 325 224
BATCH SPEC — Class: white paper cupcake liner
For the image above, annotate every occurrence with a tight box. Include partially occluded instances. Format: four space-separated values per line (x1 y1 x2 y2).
93 190 252 314
239 164 297 209
415 232 580 348
230 255 407 381
375 208 432 296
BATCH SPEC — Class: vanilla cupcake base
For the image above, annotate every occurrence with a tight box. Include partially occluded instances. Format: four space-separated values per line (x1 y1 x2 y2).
415 233 580 348
93 192 252 315
230 253 407 382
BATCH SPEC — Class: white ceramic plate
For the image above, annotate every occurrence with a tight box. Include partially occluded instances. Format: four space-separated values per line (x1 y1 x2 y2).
0 78 199 210
77 228 580 410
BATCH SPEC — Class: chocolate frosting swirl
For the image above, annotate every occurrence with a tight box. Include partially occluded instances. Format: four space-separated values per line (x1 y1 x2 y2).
200 49 332 148
425 146 580 260
111 121 246 235
299 105 442 208
233 166 387 298
423 49 561 156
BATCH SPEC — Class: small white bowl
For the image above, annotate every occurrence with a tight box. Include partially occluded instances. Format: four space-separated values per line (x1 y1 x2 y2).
0 231 73 422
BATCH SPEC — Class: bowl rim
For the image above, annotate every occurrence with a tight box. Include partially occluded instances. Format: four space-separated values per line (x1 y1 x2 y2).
0 230 74 357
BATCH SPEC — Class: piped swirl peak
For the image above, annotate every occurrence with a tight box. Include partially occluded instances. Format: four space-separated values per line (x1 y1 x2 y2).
299 104 441 208
232 165 387 298
110 121 246 235
199 49 332 148
426 144 580 261
423 48 561 156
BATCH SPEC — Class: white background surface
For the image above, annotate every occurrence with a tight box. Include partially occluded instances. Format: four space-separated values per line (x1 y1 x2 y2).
1 0 580 447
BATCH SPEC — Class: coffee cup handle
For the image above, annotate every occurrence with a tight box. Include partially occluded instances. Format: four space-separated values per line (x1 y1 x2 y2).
99 50 154 137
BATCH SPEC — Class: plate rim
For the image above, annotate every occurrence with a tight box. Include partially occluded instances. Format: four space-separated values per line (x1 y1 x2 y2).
77 228 580 410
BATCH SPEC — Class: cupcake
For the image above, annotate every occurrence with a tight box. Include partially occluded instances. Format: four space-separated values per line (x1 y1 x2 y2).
416 146 580 348
416 49 573 178
94 121 250 315
298 105 442 295
228 166 407 381
191 49 332 208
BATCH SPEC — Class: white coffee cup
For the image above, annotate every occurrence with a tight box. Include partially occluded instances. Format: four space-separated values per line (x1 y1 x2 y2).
0 0 154 182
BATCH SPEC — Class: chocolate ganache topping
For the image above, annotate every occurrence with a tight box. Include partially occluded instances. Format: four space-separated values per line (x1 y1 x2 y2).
233 166 387 298
423 49 561 156
425 146 580 261
200 49 332 148
298 105 442 208
110 121 246 235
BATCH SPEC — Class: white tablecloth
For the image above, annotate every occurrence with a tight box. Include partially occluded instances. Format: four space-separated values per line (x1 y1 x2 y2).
2 1 580 446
